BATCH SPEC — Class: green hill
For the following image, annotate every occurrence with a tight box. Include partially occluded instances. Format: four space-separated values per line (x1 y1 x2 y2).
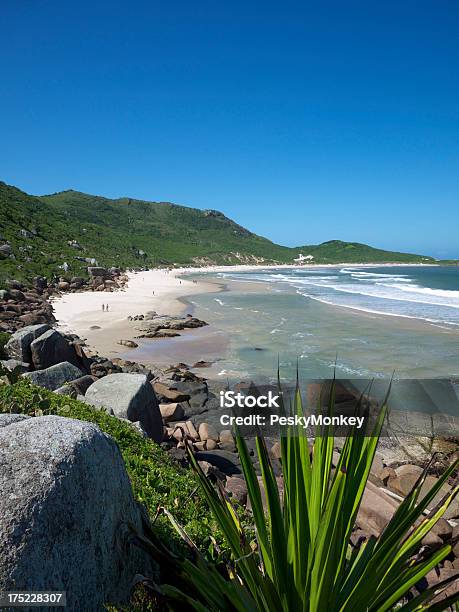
0 181 435 285
295 240 435 264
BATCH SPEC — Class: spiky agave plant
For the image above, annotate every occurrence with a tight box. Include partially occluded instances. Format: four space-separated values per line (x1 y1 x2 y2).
150 383 459 611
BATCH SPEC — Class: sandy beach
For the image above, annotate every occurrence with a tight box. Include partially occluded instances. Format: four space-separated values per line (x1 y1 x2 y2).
51 267 222 357
51 262 442 359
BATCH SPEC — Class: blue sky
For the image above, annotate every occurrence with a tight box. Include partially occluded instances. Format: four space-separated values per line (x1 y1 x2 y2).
1 1 458 258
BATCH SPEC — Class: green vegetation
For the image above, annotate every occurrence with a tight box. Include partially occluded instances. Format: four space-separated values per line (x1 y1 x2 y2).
153 388 459 611
0 379 214 552
0 332 10 358
0 180 436 286
299 239 435 265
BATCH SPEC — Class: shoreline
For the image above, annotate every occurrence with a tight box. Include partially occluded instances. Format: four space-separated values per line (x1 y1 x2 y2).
51 268 223 358
51 262 457 377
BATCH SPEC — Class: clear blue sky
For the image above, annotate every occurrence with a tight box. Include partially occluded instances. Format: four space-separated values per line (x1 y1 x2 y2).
1 1 458 258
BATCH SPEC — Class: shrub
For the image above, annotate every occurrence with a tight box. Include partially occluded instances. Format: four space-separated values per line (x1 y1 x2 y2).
0 331 10 359
150 385 459 610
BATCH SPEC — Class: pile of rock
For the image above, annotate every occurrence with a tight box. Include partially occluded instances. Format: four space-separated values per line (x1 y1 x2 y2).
356 452 459 602
0 279 55 333
134 313 208 338
1 325 172 442
87 266 128 292
54 266 128 293
0 267 129 335
2 324 92 391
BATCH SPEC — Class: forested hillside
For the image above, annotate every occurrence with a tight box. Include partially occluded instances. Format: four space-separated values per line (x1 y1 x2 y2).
0 181 435 285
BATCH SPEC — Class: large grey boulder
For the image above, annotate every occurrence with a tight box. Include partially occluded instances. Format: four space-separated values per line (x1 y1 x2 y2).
0 415 152 609
5 324 51 363
85 373 163 442
23 362 83 391
30 329 80 370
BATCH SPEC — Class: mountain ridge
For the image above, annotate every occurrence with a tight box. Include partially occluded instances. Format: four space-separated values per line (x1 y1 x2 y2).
0 180 435 285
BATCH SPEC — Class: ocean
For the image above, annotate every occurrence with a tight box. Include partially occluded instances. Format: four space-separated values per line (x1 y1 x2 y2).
185 265 459 383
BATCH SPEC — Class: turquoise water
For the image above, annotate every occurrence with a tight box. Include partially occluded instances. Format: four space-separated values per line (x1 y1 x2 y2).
186 266 459 383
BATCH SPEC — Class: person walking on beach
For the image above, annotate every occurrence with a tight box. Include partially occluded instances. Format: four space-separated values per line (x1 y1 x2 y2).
102 304 105 312
106 304 109 312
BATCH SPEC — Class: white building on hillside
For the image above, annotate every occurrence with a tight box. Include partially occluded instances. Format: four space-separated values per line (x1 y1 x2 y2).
294 253 314 264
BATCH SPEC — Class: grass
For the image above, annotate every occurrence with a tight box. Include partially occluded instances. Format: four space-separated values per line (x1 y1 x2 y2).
0 379 215 553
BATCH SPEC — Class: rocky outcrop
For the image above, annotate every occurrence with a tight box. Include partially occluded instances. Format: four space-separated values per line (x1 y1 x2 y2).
0 415 152 609
5 325 92 389
86 267 124 292
133 313 208 339
85 373 163 442
0 284 55 334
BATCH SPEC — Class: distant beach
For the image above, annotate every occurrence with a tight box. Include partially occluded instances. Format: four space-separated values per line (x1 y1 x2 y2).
51 263 459 383
51 268 220 357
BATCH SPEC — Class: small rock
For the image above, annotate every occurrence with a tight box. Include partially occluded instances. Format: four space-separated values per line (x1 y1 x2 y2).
170 421 199 441
379 466 396 486
219 429 234 445
197 460 225 480
388 464 424 497
356 480 400 536
370 453 385 480
65 375 96 396
225 476 248 505
159 403 185 423
432 518 452 541
195 450 241 475
117 340 138 348
390 465 459 519
153 381 191 403
193 360 212 368
198 422 219 442
0 244 12 256
270 441 282 461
